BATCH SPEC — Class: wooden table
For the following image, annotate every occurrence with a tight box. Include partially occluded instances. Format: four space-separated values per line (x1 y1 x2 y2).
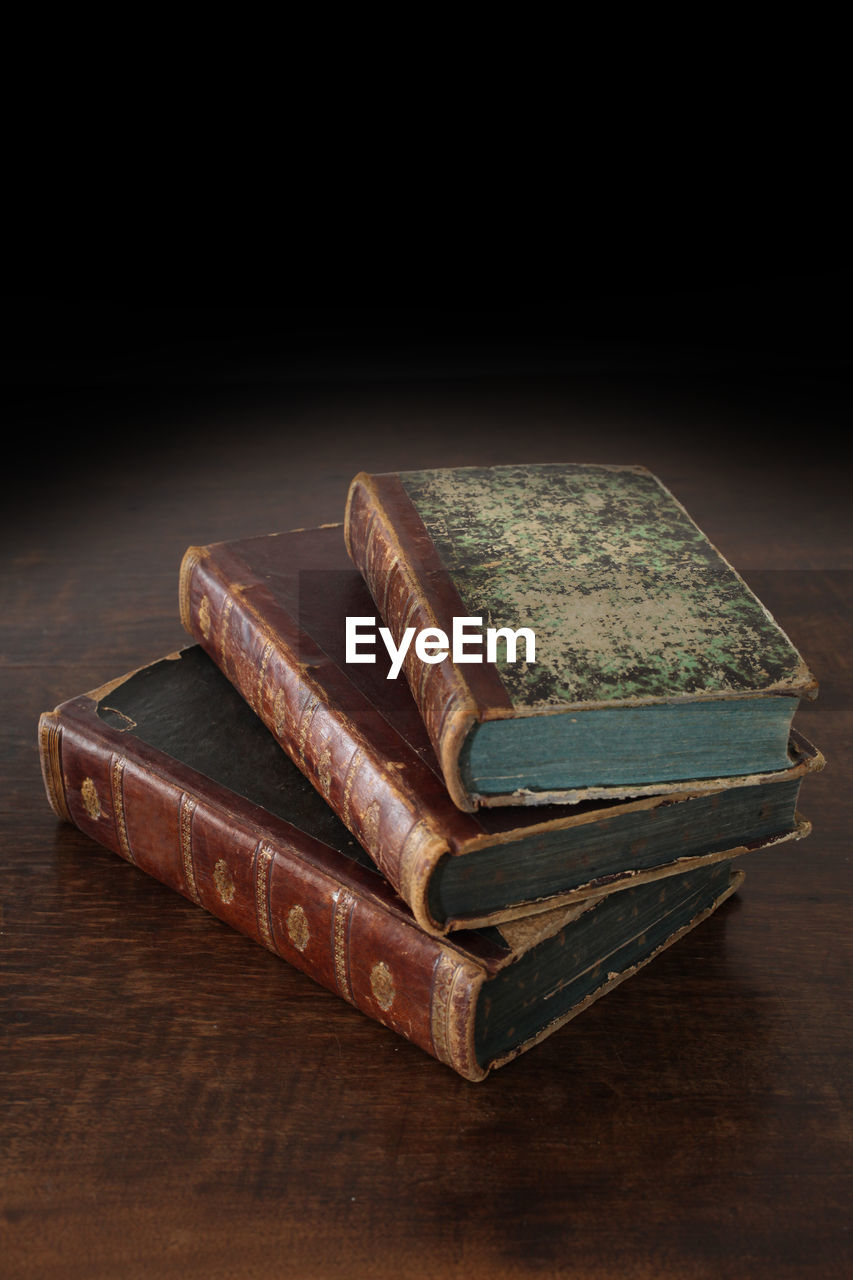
4 342 851 1278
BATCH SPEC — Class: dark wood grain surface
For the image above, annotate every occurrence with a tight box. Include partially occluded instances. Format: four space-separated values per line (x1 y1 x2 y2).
4 319 851 1278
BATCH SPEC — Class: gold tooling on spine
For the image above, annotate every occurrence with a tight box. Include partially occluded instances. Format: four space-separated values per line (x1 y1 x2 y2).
255 845 275 950
110 756 134 863
286 904 310 952
340 746 364 830
218 596 234 672
179 794 201 904
81 778 101 819
178 548 201 632
255 640 274 714
296 694 321 765
430 952 460 1067
38 715 72 823
332 890 356 1002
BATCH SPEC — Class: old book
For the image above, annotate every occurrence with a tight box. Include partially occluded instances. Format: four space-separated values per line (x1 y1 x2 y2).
345 463 818 810
178 524 819 935
39 646 743 1083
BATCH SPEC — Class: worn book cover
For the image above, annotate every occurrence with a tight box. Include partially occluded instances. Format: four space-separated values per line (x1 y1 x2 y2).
38 646 744 1083
345 463 818 810
178 524 819 935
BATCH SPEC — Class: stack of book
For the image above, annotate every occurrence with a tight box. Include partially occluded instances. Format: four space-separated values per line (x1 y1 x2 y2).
39 464 823 1081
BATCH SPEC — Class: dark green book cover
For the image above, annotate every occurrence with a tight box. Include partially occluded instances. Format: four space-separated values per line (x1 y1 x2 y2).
346 464 817 809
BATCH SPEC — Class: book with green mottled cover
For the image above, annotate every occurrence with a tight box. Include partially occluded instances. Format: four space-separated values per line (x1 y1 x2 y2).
345 463 817 811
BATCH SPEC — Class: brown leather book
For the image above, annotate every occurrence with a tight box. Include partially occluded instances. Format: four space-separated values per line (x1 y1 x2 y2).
344 464 817 811
179 524 820 935
38 646 744 1082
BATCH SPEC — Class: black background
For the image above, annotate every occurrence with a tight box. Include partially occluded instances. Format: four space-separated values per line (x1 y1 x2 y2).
5 265 850 523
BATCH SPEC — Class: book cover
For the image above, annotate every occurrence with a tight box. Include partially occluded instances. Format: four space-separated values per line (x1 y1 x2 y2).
345 463 818 809
179 524 820 935
38 646 744 1083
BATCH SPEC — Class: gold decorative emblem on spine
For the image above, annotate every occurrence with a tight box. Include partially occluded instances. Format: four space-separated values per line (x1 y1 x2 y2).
218 596 234 672
255 640 274 714
430 952 461 1067
180 796 201 903
255 845 275 950
178 548 200 632
370 961 395 1012
317 745 333 798
110 756 134 863
213 857 235 905
331 889 356 1002
341 747 363 830
286 904 310 952
198 594 212 639
81 777 101 820
362 799 380 853
38 715 71 823
296 693 320 765
273 688 288 738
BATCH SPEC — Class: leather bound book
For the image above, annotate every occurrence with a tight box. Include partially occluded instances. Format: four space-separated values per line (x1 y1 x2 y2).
179 524 820 936
345 463 818 810
39 647 744 1083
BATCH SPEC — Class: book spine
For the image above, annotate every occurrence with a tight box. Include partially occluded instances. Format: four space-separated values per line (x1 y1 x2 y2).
179 545 452 936
344 474 484 813
38 708 486 1082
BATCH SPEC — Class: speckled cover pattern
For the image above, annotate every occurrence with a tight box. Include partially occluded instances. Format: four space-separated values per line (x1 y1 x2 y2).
398 464 813 710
